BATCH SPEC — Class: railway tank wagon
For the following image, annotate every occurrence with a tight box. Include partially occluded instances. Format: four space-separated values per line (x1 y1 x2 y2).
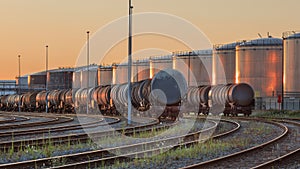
22 91 38 112
209 83 255 116
93 69 187 121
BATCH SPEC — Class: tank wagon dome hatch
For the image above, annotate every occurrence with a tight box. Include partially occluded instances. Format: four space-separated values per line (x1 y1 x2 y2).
239 38 283 47
151 69 187 105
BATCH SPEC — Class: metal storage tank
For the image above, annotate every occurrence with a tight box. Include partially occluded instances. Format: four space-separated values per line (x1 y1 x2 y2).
236 37 283 98
98 66 113 86
283 31 300 97
114 63 128 84
28 72 46 90
150 55 173 78
72 68 81 89
47 68 73 90
213 43 240 85
174 50 212 86
73 65 98 88
133 59 150 82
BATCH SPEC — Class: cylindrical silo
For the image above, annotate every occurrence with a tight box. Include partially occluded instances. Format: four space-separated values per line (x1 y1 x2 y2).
213 43 240 85
236 37 283 98
75 65 98 88
132 59 150 82
150 55 173 77
115 63 128 84
174 50 212 86
98 66 113 86
283 31 300 97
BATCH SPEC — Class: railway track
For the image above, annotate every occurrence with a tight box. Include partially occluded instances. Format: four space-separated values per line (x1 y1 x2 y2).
0 116 118 137
0 116 160 152
181 118 299 169
0 118 239 169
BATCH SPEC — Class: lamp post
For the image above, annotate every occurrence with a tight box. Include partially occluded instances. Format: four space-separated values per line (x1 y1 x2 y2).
18 55 21 113
127 0 133 125
87 31 90 114
45 45 49 113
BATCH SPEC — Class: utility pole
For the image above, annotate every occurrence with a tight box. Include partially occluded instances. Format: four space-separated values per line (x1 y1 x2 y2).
45 45 49 113
18 55 21 113
127 0 133 125
87 31 90 114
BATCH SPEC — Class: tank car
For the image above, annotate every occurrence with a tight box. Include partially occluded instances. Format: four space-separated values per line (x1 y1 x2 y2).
47 90 64 113
184 85 211 115
93 85 113 115
63 89 75 113
209 83 255 116
22 92 38 112
36 91 49 112
0 95 8 111
74 88 97 114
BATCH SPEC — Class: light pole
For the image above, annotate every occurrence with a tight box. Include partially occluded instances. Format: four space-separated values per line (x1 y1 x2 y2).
18 55 21 113
45 45 49 113
87 31 90 114
127 0 133 125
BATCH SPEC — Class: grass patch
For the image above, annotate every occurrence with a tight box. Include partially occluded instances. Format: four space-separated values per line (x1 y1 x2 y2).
254 110 300 118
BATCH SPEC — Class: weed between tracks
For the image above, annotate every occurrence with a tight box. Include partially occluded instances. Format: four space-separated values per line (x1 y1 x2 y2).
0 121 194 164
254 110 300 118
104 120 276 169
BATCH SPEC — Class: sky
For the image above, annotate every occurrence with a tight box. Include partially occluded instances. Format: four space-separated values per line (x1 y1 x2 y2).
0 0 299 80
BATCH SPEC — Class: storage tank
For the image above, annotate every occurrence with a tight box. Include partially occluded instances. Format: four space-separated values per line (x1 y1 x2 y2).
98 66 113 86
236 37 283 97
150 55 173 78
283 31 300 97
73 65 98 88
114 63 128 84
174 50 212 86
132 59 150 82
47 68 73 90
28 72 46 90
213 43 240 85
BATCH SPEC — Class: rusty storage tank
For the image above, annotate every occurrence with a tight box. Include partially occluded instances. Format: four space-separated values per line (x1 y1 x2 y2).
283 31 300 97
236 37 283 97
150 55 173 78
213 43 240 85
28 72 46 90
132 59 150 82
47 68 73 90
98 66 113 86
174 50 212 86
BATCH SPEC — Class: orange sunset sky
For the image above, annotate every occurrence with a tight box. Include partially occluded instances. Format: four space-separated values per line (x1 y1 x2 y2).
0 0 299 80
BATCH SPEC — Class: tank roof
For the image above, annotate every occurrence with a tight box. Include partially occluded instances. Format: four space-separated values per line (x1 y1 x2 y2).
285 33 300 39
239 38 282 47
215 42 239 50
